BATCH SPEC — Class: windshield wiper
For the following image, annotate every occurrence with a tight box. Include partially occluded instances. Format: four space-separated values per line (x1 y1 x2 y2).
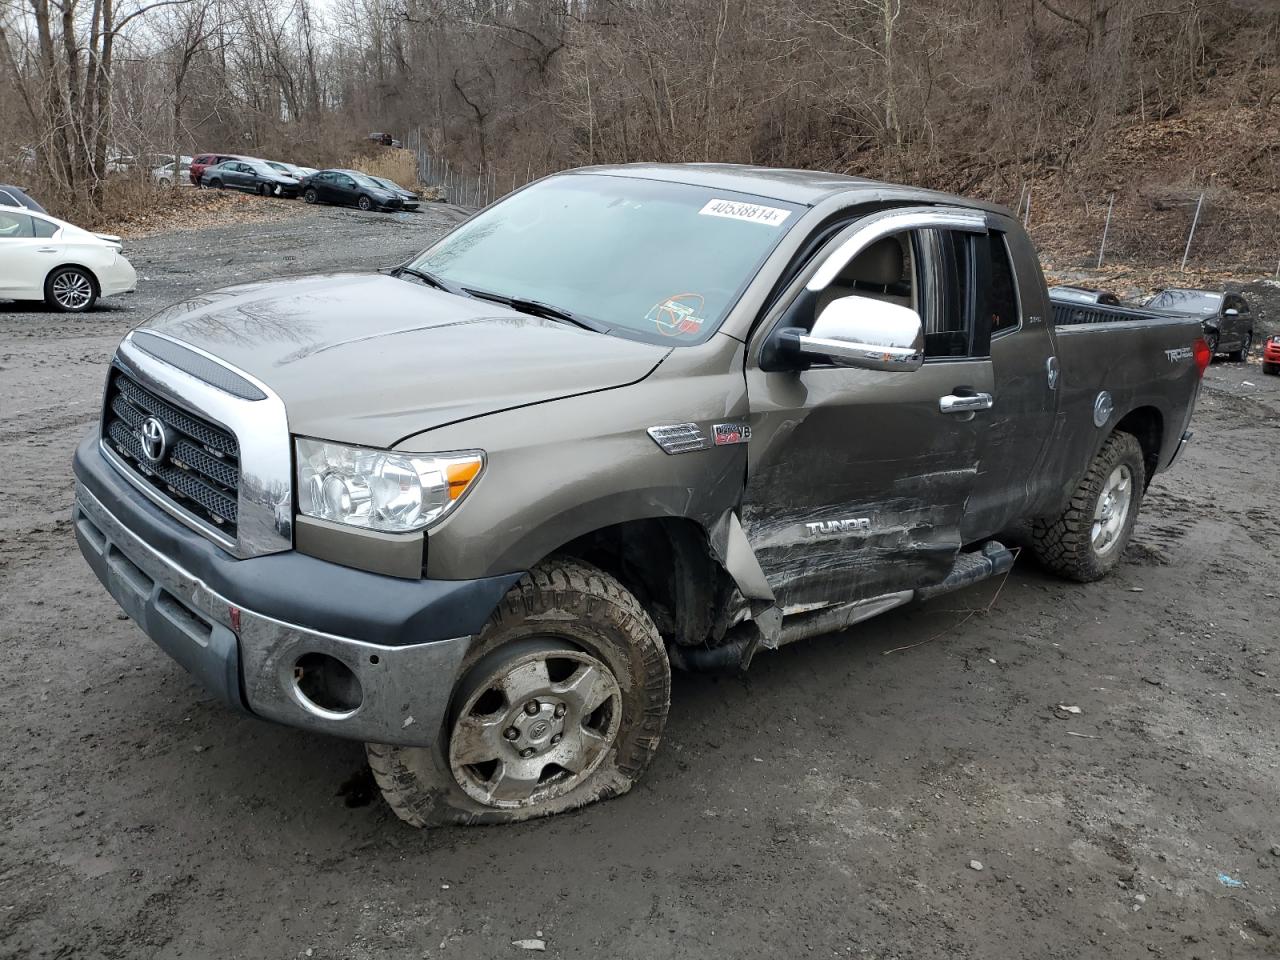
391 266 467 298
464 287 608 333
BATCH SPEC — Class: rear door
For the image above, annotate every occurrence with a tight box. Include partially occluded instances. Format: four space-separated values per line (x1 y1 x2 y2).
960 218 1060 540
333 174 358 205
742 206 995 611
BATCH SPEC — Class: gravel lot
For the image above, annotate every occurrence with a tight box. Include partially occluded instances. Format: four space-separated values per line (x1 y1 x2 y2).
2 203 1278 959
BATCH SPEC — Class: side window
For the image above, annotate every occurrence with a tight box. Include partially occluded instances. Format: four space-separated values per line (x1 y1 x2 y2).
988 232 1020 335
917 229 977 359
0 211 34 238
32 217 58 239
812 231 919 328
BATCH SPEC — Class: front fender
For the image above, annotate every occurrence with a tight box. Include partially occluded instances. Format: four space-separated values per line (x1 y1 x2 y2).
408 334 752 580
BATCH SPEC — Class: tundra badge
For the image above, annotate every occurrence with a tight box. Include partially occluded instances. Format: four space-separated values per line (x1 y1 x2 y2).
804 518 871 537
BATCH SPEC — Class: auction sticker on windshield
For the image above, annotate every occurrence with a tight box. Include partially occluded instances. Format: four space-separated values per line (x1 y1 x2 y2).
699 198 791 227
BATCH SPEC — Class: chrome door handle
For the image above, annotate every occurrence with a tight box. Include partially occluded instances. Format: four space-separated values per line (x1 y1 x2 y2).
38 247 58 253
939 393 994 414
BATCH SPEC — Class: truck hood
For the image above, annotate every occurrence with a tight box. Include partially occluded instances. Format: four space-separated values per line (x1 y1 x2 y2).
137 273 671 448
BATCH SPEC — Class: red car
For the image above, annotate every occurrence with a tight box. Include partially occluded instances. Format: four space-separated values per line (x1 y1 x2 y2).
1263 334 1280 376
189 152 254 187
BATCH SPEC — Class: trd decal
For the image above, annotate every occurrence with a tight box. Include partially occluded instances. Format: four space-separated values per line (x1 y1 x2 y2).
712 423 752 446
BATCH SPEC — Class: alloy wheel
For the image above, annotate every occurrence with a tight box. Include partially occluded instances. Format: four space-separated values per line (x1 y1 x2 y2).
447 642 622 809
52 271 93 310
1091 464 1133 557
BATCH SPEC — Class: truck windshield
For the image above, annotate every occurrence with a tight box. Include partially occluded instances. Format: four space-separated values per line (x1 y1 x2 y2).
408 174 803 344
1145 289 1223 315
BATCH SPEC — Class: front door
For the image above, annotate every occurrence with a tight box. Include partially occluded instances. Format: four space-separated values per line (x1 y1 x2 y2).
742 208 996 612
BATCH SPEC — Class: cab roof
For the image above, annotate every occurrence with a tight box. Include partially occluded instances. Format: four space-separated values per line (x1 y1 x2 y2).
567 162 1011 215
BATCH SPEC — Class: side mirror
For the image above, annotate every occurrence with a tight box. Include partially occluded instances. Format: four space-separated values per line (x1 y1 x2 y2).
1224 308 1239 317
794 297 925 372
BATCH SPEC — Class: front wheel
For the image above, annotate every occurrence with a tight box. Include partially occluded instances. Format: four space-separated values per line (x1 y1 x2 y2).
1264 362 1279 376
1031 431 1146 583
1204 330 1219 358
367 558 671 828
304 188 318 204
1227 331 1252 362
44 266 98 312
357 194 373 211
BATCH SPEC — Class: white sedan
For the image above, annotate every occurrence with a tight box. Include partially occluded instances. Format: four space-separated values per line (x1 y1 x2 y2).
152 156 193 187
0 204 137 312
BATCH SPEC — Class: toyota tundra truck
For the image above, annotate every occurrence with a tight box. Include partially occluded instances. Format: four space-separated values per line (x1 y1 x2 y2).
73 164 1208 827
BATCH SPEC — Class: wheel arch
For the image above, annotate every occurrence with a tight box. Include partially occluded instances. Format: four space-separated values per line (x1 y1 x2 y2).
1113 405 1163 487
543 515 740 649
45 261 101 295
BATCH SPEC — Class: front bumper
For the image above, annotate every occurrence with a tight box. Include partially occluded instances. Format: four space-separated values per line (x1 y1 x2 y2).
73 433 522 746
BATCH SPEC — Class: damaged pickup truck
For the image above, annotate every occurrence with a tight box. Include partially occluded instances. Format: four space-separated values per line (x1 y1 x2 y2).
73 164 1208 827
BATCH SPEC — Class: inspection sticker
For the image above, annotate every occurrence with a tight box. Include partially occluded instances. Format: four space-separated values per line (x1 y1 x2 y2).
698 198 791 226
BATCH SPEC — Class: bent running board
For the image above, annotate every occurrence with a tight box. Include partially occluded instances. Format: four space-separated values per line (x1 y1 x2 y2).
915 540 1015 602
672 540 1016 671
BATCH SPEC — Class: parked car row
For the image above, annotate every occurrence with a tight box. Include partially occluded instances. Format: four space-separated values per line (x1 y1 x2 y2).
1049 284 1257 363
189 151 421 213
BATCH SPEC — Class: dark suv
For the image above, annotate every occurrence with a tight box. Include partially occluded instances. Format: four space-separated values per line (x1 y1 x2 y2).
1145 289 1253 361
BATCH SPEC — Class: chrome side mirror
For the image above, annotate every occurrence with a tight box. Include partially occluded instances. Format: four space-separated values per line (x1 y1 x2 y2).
797 297 925 372
1224 308 1239 317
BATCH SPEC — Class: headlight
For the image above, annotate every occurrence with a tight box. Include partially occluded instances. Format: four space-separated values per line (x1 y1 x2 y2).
296 438 483 532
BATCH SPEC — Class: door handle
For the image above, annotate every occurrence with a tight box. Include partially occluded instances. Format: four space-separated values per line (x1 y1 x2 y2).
939 393 994 414
38 247 57 253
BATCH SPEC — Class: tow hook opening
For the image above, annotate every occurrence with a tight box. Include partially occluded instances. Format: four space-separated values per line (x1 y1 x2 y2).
293 652 363 716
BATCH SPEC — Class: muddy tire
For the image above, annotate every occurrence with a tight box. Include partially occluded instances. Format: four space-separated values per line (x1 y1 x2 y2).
1031 431 1146 583
367 558 670 828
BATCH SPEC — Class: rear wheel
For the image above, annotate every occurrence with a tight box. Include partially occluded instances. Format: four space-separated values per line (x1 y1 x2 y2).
1031 431 1146 583
357 194 373 211
1227 331 1252 362
44 266 97 312
367 558 670 828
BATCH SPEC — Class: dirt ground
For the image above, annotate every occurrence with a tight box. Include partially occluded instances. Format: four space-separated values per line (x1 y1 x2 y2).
1 202 1278 960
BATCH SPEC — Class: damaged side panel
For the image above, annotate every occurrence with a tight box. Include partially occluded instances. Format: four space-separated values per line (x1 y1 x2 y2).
740 361 991 611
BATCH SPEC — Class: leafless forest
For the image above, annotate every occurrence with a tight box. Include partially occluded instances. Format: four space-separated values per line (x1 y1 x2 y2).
2 0 1278 265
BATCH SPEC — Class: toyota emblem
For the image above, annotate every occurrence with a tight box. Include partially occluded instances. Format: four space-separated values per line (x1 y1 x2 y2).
139 416 170 463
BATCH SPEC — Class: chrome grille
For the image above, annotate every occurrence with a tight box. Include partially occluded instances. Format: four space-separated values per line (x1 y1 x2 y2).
102 368 240 534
